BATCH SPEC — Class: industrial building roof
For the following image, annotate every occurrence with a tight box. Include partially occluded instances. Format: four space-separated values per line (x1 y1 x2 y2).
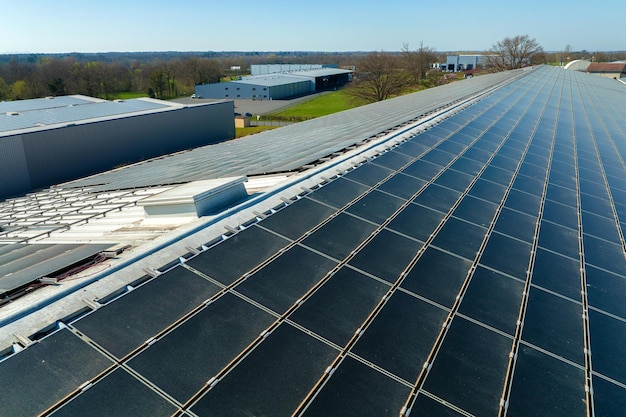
234 73 310 87
0 95 194 135
0 95 100 113
220 68 353 88
290 68 354 78
586 62 626 74
564 59 592 71
1 65 626 417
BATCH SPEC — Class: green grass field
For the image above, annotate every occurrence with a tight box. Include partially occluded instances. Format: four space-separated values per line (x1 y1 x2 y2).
109 91 150 100
268 90 365 120
236 125 280 138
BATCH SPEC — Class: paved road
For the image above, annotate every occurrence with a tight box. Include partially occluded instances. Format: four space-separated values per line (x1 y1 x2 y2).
174 92 327 116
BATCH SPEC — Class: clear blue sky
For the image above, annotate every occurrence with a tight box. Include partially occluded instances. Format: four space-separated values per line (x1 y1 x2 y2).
1 0 624 53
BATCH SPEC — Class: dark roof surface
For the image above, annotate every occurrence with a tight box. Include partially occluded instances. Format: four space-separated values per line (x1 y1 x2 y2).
586 62 626 73
1 66 626 416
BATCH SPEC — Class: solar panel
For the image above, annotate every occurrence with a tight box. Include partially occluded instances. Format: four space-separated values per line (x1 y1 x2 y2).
0 329 112 416
72 266 221 358
299 355 412 417
235 245 337 313
458 265 524 335
421 317 512 416
189 323 339 417
127 293 276 403
289 266 390 347
522 287 585 365
505 345 586 416
49 368 177 417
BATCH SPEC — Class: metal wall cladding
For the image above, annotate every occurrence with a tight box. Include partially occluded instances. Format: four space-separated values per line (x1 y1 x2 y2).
0 134 31 198
196 78 312 100
0 101 234 199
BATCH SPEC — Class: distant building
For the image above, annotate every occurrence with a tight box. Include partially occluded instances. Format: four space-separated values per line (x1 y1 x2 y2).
251 64 337 76
195 74 311 100
445 55 487 72
563 59 591 71
195 67 353 100
0 95 234 199
586 62 626 79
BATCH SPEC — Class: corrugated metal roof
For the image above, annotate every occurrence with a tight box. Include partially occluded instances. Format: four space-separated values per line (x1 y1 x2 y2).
234 74 309 87
290 68 353 77
64 69 525 192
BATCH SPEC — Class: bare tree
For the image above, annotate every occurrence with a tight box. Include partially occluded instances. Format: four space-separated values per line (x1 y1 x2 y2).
182 57 222 86
402 42 437 84
563 44 572 64
348 51 409 103
486 35 544 71
402 43 420 84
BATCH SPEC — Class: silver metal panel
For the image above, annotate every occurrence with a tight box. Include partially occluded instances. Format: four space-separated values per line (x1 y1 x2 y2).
0 243 113 296
0 101 234 199
290 68 353 77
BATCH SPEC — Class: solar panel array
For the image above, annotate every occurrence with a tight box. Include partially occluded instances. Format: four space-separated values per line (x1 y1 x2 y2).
0 97 170 133
1 65 626 416
63 69 522 192
0 95 95 114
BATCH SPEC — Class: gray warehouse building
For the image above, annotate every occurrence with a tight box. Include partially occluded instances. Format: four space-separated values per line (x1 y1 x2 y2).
0 95 234 199
195 67 353 100
250 64 336 76
446 55 487 72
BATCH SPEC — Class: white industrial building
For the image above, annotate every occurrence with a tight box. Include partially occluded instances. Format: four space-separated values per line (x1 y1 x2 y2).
0 95 235 199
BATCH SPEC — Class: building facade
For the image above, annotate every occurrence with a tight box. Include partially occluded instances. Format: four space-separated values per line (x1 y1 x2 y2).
195 68 353 100
0 96 234 199
445 55 486 72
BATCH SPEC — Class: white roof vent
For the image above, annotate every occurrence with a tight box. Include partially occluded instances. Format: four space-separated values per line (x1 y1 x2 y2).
6 111 19 116
139 177 248 218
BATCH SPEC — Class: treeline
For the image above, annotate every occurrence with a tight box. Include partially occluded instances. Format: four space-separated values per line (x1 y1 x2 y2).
0 55 228 100
0 51 366 101
2 48 624 102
